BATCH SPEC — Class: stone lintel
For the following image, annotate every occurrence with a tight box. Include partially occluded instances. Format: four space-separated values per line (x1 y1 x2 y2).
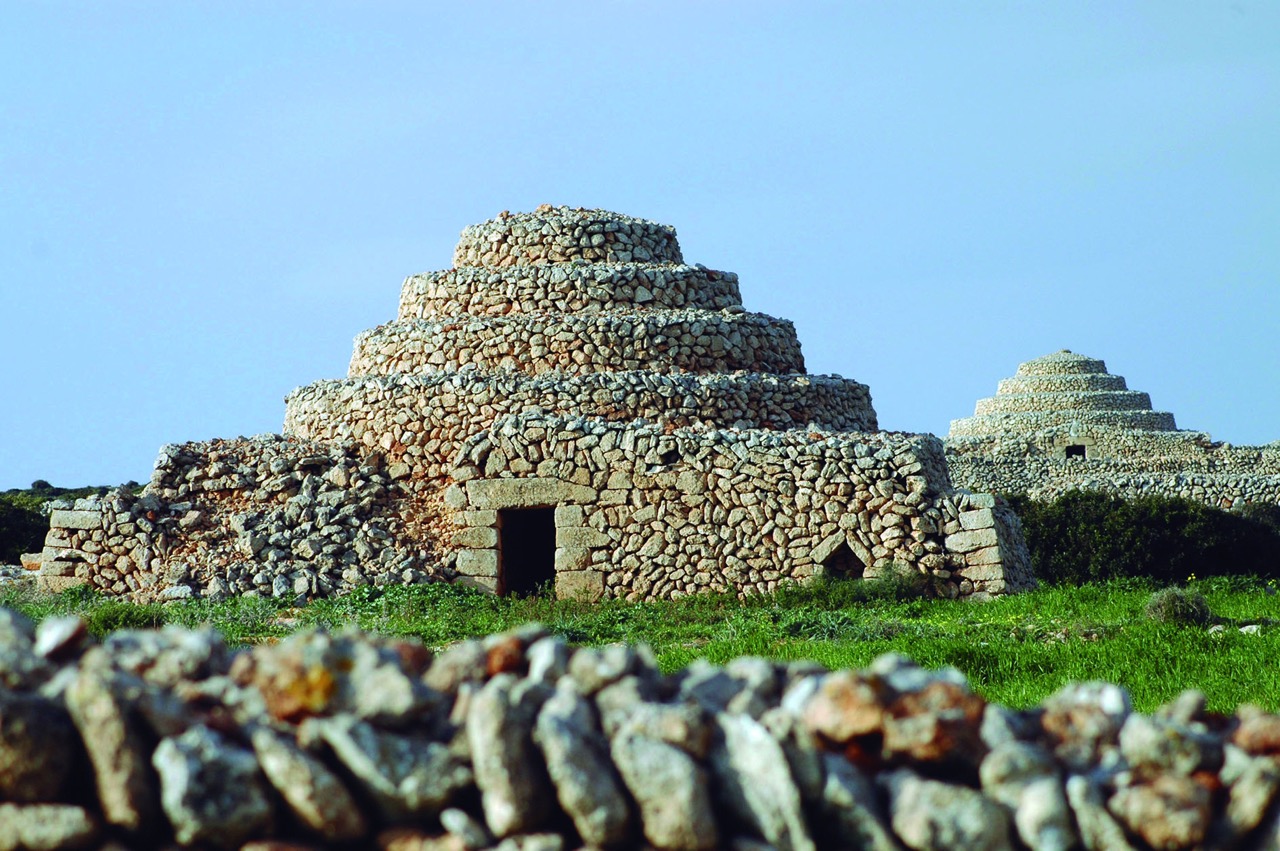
466 478 597 510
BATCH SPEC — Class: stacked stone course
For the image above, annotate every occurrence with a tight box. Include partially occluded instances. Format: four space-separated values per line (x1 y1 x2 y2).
40 205 1032 601
947 350 1280 507
4 612 1280 850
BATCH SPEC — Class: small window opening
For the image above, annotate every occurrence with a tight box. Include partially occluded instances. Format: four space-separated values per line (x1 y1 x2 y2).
821 542 865 580
498 507 557 596
1065 444 1087 460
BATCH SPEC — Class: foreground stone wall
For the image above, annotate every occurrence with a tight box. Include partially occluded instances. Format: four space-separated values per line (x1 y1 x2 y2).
3 612 1279 850
445 414 1034 602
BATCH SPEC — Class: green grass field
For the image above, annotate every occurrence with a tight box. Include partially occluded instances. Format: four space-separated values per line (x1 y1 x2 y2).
3 575 1278 714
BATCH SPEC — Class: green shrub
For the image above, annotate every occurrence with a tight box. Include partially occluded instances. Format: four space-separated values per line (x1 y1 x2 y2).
1006 491 1280 586
0 495 48 564
1144 587 1213 625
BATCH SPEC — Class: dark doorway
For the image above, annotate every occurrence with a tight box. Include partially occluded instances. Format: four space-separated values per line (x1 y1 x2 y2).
498 508 557 596
1065 444 1087 460
821 542 865 580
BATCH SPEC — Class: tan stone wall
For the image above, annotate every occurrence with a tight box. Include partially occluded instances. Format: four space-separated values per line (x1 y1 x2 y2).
444 414 1034 602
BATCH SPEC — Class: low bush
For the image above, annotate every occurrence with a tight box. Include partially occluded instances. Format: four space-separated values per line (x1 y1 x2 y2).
1145 587 1213 626
1006 491 1280 586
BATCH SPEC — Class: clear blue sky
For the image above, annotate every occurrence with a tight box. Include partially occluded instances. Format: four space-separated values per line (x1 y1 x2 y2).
2 2 1277 490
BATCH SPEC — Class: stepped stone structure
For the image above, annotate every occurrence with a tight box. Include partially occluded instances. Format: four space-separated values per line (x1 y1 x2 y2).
39 206 1033 601
947 350 1280 507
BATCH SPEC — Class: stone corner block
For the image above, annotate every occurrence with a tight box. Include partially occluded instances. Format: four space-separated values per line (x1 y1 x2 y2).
943 527 999 554
49 509 102 531
555 570 605 602
455 548 499 578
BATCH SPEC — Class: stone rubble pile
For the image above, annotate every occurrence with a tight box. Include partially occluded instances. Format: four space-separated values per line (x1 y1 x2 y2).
3 612 1280 850
38 435 444 601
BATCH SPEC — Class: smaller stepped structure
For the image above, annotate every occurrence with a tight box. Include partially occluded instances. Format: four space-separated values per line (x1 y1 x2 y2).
38 206 1034 602
947 350 1280 507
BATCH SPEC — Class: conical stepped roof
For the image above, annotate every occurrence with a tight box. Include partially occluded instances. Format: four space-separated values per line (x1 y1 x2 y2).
949 349 1177 438
284 206 878 475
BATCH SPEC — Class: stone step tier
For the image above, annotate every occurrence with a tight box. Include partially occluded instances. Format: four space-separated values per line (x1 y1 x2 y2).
974 390 1156 416
1015 351 1109 376
398 263 743 320
949 409 1179 438
284 371 877 476
996 373 1129 395
347 311 805 378
453 206 683 268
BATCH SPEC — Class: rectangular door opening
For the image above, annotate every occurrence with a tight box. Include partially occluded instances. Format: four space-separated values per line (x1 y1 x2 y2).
1065 444 1087 460
498 507 557 596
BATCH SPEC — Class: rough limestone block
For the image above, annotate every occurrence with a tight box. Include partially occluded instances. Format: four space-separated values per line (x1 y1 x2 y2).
555 547 591 573
959 508 995 531
40 558 80 577
466 478 597 510
458 510 498 527
944 528 999 554
456 549 499 578
965 545 1003 567
556 571 605 602
444 484 468 508
957 563 1005 582
38 575 88 593
456 575 500 594
557 527 610 548
19 553 42 572
810 532 846 566
49 510 102 531
554 505 585 527
452 528 498 549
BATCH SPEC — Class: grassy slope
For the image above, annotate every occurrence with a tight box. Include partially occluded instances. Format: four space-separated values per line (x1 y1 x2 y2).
3 576 1278 713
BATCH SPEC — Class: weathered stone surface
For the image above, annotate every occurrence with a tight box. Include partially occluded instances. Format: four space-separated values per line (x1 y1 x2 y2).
710 712 814 851
612 725 718 850
251 726 367 841
0 803 99 850
533 687 632 847
0 691 77 802
65 667 159 832
153 725 274 849
311 715 472 820
468 674 554 837
882 769 1012 851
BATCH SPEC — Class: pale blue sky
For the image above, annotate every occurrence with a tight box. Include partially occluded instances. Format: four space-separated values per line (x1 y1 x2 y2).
2 2 1277 489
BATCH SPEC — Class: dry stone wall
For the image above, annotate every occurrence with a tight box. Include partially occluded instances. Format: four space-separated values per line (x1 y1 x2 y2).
348 311 805 377
453 206 683 266
444 413 1034 602
286 371 877 481
4 612 1280 851
948 351 1280 508
399 263 742 319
